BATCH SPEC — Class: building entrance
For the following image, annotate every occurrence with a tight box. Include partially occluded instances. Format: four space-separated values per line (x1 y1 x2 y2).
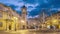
9 25 11 30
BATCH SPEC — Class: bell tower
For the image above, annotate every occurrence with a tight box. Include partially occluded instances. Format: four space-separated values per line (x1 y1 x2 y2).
21 5 27 29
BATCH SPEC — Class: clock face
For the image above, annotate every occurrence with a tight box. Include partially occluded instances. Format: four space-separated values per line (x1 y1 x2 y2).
22 9 26 12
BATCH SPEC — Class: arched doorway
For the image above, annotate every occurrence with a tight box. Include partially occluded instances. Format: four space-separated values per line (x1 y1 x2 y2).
6 19 14 31
9 25 11 30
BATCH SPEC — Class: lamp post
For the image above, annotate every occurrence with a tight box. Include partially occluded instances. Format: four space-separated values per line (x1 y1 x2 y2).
52 19 58 25
21 20 25 23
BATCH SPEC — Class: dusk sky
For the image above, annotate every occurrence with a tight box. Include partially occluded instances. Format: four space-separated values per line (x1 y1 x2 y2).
0 0 60 18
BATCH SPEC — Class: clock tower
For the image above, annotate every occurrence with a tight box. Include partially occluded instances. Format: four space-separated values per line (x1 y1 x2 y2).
21 6 27 29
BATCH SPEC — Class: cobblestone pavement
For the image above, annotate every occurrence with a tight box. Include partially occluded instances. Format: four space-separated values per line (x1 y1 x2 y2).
0 30 60 34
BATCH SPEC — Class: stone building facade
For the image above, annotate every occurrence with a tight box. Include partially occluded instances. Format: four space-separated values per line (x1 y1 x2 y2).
0 4 21 31
45 12 60 29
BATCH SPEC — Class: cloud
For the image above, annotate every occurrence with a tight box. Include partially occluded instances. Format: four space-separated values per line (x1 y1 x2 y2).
23 0 37 4
25 3 39 12
0 0 24 6
0 0 25 11
27 16 33 18
51 8 57 10
34 15 39 18
44 0 48 3
15 3 39 12
57 8 60 11
50 8 60 11
0 0 60 18
0 0 39 12
27 15 39 18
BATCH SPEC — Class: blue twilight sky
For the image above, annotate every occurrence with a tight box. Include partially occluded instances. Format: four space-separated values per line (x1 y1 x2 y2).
0 0 60 18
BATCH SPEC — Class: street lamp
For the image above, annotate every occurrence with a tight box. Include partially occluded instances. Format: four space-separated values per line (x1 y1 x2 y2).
52 19 58 24
13 17 18 20
53 20 57 23
21 20 25 23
